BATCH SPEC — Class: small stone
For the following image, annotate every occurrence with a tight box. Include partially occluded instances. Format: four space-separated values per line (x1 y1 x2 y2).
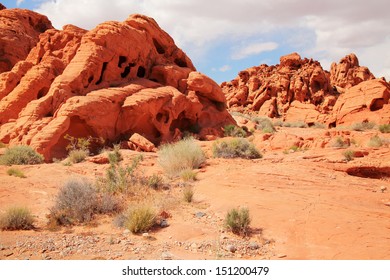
248 242 260 250
142 233 149 238
380 186 387 193
278 254 287 258
226 245 236 253
160 219 169 228
161 251 173 260
191 243 198 249
195 212 206 218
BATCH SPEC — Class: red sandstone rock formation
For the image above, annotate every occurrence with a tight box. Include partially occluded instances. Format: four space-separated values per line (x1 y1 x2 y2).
330 53 375 89
0 11 234 160
223 53 387 126
0 8 53 73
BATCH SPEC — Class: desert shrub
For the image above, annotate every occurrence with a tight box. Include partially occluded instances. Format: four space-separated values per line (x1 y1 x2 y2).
331 137 349 148
99 193 124 214
0 142 6 148
224 207 251 235
49 177 100 225
183 186 194 203
212 138 262 159
273 119 284 127
144 174 163 190
343 150 355 161
379 124 390 133
351 121 376 131
124 205 156 234
7 168 26 178
224 124 247 137
107 145 123 165
97 155 143 194
313 122 326 129
368 135 383 147
288 121 308 128
252 117 276 133
180 169 197 181
158 138 206 177
0 206 34 230
0 145 43 165
67 149 89 163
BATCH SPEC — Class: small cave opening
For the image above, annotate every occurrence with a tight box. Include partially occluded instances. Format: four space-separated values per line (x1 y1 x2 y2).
118 56 127 68
370 98 385 111
121 62 136 79
156 111 169 124
88 75 94 83
153 38 165 54
95 62 108 85
174 58 187 68
346 166 390 179
311 80 322 93
137 66 146 78
37 87 49 99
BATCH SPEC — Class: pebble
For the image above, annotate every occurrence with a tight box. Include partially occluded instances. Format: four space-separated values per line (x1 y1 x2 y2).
195 212 206 218
160 219 169 228
161 251 173 260
226 245 237 253
248 242 260 250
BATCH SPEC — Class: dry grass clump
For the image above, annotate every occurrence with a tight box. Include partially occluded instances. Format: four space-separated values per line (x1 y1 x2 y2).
0 145 43 165
180 169 197 181
0 206 34 230
367 135 383 148
331 137 349 148
7 168 26 178
212 138 262 159
379 124 390 133
224 207 251 236
183 186 194 203
224 124 247 137
158 138 205 177
343 150 356 161
123 205 156 234
252 117 276 133
351 121 376 131
67 149 89 163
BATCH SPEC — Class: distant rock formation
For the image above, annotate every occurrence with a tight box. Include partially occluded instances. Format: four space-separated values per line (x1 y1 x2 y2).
0 8 53 73
222 52 389 126
0 11 233 160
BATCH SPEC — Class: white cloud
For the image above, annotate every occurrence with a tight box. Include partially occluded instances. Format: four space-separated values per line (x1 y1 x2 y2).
16 0 25 6
34 0 390 80
219 65 232 72
232 42 278 60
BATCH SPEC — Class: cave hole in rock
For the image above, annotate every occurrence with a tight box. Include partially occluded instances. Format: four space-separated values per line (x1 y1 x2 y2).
170 112 198 133
88 75 94 83
156 111 170 124
37 87 49 99
137 66 146 78
370 98 384 111
153 38 165 54
96 62 108 85
118 56 127 68
174 58 187 68
346 166 390 179
312 81 321 93
121 62 136 79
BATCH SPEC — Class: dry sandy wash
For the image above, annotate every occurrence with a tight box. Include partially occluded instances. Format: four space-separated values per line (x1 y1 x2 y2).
1 127 390 260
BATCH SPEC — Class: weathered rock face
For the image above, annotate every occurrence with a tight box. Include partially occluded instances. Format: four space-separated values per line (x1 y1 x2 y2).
0 8 53 73
0 11 234 160
222 53 334 119
223 53 387 126
330 53 375 89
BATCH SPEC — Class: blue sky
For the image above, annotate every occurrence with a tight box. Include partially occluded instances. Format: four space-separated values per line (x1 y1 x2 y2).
3 0 390 84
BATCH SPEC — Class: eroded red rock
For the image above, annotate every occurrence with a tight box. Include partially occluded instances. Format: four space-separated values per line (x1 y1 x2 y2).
0 12 234 160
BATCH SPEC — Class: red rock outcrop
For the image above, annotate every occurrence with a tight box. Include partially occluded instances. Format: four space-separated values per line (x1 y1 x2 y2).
223 53 386 126
222 53 335 120
0 8 53 73
330 53 375 89
0 12 234 160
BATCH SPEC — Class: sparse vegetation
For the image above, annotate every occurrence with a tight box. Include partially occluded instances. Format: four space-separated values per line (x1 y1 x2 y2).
180 169 197 181
158 137 206 177
351 121 376 131
331 137 349 148
224 207 251 236
183 186 194 203
212 138 262 159
252 117 276 133
0 145 43 165
313 122 326 129
49 177 100 225
124 205 156 234
67 149 89 163
343 150 356 161
288 121 308 128
0 142 6 148
0 206 34 230
64 134 91 163
367 135 383 148
6 168 26 178
145 174 163 190
379 124 390 133
224 124 247 137
107 145 123 165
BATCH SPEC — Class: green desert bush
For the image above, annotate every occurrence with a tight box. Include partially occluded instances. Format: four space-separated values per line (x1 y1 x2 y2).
212 138 262 159
180 169 197 181
224 124 247 137
331 137 349 148
288 121 308 128
367 135 383 148
252 117 276 133
67 149 89 163
343 150 356 161
379 124 390 133
124 205 156 234
158 138 206 177
224 207 251 235
7 168 26 178
0 145 43 165
144 174 164 190
0 206 34 230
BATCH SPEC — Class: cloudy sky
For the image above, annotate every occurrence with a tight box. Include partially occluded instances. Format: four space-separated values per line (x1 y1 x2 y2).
4 0 390 83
